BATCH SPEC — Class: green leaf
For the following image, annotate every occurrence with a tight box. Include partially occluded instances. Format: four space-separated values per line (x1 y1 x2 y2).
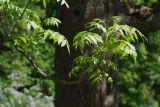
29 21 42 30
93 34 103 43
19 36 27 43
44 17 61 27
108 77 113 83
14 40 20 46
57 0 69 9
136 30 148 42
42 30 70 53
85 18 106 33
108 16 122 24
61 39 67 47
43 0 46 8
87 33 97 45
66 43 70 54
69 66 80 78
73 31 102 51
58 35 64 45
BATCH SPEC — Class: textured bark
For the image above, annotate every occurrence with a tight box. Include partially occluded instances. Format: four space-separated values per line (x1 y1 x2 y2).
55 0 117 107
109 0 160 33
54 0 160 107
55 1 98 106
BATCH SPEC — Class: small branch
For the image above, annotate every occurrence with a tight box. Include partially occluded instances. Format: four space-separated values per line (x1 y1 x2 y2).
13 45 48 77
12 45 85 85
0 19 49 79
0 0 88 85
31 73 88 85
11 0 32 34
1 20 87 85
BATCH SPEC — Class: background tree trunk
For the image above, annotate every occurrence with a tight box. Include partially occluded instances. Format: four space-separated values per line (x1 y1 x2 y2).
55 0 117 107
54 0 160 107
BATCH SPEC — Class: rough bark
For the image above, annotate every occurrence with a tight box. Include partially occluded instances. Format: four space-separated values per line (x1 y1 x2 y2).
54 0 160 107
110 0 160 33
55 0 117 107
55 1 99 106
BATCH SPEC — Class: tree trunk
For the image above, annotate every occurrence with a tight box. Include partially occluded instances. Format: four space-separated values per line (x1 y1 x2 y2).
55 0 117 107
54 0 160 107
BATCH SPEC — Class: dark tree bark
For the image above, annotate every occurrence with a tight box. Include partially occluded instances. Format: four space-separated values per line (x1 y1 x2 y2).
54 0 160 107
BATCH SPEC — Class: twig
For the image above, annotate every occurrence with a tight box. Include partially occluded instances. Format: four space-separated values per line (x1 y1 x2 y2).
11 0 32 34
13 46 48 77
1 35 87 85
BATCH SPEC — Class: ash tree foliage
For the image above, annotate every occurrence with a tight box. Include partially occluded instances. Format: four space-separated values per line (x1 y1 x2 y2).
0 0 70 78
0 0 146 85
0 0 59 106
70 17 147 84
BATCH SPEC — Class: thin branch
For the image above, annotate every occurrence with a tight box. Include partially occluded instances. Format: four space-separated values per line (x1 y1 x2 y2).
1 19 87 85
31 73 88 85
0 0 88 85
13 46 48 77
0 20 48 79
11 0 32 34
13 45 87 85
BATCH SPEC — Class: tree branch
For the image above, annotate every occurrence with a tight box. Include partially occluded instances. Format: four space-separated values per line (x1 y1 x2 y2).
13 46 48 77
0 21 87 84
0 0 93 85
11 0 32 34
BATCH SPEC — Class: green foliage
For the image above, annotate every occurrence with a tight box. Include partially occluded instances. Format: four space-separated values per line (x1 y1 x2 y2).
44 17 61 27
70 16 147 85
0 43 55 107
34 0 69 9
118 32 160 107
0 0 70 54
73 31 103 51
0 0 147 87
0 0 59 106
57 0 69 9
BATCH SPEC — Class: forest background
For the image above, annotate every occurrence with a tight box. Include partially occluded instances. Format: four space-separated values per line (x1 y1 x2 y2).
0 0 160 107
